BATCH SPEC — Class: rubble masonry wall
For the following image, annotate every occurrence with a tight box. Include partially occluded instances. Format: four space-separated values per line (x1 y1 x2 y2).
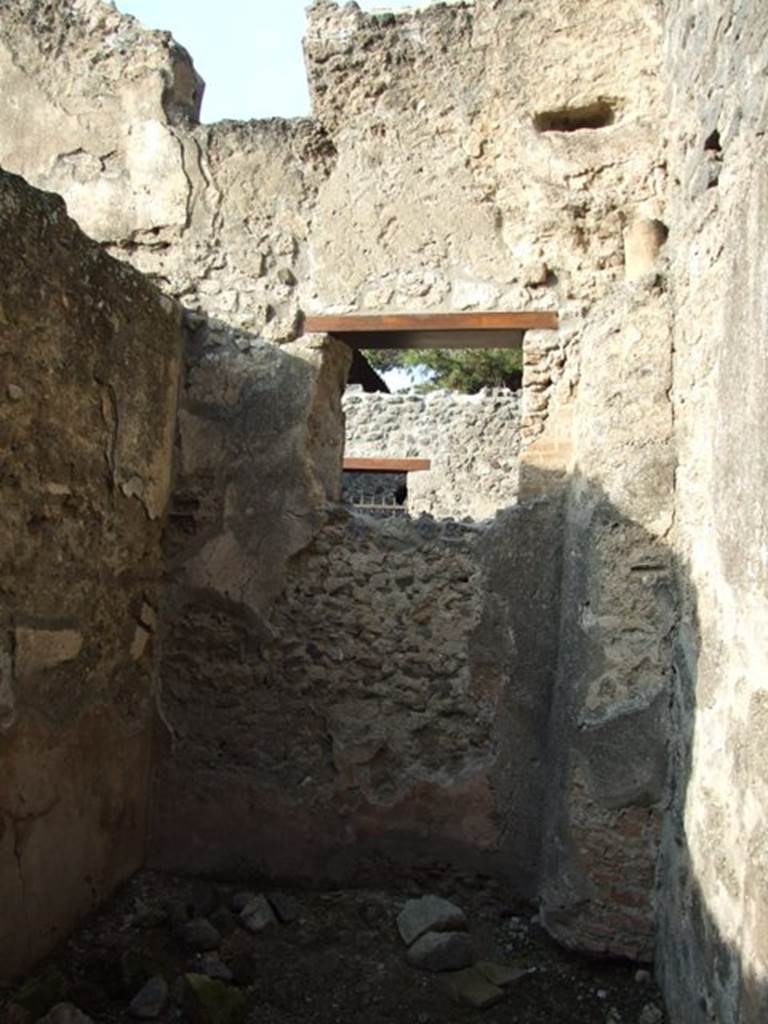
343 387 521 519
153 502 562 889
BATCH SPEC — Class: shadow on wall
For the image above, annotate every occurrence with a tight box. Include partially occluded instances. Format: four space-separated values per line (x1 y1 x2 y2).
527 470 673 959
151 388 565 889
526 458 768 1018
151 317 559 887
517 457 768 1011
657 594 768 1024
156 320 537 889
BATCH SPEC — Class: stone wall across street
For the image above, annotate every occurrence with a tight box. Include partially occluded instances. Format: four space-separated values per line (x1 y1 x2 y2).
343 387 521 519
0 169 181 980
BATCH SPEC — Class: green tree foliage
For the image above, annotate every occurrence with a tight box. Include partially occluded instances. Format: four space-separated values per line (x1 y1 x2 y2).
365 347 522 393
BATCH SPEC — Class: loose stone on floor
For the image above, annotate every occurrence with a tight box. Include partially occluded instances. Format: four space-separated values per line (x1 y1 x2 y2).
396 895 468 945
128 976 168 1019
406 931 474 972
239 896 277 934
0 871 668 1024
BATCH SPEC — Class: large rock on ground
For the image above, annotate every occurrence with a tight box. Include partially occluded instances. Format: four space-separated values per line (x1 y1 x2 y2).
129 977 168 1020
406 932 473 972
180 975 245 1024
239 896 277 934
397 895 468 946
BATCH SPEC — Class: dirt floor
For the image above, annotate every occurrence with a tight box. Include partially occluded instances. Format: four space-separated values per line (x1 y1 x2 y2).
1 871 667 1024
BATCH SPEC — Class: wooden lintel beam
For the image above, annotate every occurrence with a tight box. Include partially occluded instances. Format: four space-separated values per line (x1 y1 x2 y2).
343 457 431 472
304 311 558 349
307 312 558 332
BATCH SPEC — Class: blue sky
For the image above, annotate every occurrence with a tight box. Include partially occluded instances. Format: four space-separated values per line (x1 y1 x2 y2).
114 1 425 123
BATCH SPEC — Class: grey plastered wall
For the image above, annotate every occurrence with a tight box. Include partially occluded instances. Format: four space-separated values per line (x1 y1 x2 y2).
0 170 181 980
656 3 768 1021
148 326 354 875
538 286 676 960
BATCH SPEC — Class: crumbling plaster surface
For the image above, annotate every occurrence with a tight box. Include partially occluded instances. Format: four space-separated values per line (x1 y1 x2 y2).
165 319 351 621
305 0 667 449
343 387 521 519
0 169 181 980
0 0 202 242
656 3 768 1022
0 0 334 341
538 286 676 961
0 0 666 435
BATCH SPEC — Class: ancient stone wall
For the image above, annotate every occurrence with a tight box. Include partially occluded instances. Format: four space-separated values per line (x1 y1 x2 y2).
305 0 666 464
150 322 562 884
343 387 521 519
0 0 666 412
0 0 680 964
3 2 768 1009
657 3 768 1022
500 7 676 961
0 169 181 980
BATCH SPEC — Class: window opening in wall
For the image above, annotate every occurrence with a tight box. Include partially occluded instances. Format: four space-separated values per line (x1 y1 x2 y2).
307 311 558 521
342 468 408 515
341 457 430 516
